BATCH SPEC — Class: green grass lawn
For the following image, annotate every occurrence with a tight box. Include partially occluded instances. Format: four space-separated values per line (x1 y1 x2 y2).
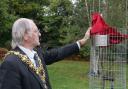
48 60 128 89
48 60 90 89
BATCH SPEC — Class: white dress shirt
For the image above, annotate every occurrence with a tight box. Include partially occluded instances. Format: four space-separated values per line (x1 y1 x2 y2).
76 41 81 49
18 45 37 67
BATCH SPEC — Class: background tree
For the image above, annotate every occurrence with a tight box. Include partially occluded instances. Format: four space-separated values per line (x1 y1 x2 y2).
0 0 49 48
40 0 74 49
0 0 17 47
59 0 90 57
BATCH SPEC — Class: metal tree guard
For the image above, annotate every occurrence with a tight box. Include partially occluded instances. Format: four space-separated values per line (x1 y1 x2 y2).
85 0 128 89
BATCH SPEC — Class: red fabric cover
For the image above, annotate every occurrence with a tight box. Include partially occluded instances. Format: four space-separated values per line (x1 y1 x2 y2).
91 12 128 44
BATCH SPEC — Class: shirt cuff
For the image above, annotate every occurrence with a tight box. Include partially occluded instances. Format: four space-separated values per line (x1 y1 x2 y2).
76 41 81 49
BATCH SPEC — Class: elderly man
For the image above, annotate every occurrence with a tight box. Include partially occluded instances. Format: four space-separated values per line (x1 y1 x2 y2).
0 18 91 89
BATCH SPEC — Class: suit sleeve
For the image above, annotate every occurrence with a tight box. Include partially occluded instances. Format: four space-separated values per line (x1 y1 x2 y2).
43 43 80 65
0 56 22 89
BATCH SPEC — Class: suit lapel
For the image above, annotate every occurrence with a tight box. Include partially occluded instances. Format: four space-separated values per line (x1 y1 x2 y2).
13 47 45 89
27 67 45 88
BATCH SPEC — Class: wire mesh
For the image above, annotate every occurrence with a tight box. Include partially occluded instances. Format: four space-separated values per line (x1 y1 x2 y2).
89 29 127 89
86 0 128 88
85 0 127 27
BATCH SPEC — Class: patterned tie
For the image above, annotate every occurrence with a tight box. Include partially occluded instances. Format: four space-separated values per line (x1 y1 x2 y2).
34 53 39 67
34 53 48 89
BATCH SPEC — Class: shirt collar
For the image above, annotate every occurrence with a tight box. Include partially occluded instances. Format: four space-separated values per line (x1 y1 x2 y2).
18 45 36 59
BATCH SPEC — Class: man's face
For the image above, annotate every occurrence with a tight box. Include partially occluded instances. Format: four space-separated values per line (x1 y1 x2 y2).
31 24 41 47
25 23 41 48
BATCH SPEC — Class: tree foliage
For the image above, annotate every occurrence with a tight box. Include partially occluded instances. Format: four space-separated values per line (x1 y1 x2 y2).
0 0 49 47
40 0 74 48
0 0 17 47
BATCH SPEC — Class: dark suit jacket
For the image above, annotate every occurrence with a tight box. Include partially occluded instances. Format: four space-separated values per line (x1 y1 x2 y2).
0 43 79 89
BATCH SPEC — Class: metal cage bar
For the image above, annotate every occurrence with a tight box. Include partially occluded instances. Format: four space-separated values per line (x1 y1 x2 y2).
90 29 127 89
86 0 128 89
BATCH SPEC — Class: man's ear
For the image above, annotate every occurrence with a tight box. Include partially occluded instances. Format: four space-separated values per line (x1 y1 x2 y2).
23 33 29 41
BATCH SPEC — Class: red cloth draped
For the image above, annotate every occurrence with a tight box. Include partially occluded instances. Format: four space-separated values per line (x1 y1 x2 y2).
91 12 128 44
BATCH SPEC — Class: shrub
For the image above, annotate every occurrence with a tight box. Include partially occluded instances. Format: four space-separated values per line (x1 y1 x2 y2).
0 48 8 60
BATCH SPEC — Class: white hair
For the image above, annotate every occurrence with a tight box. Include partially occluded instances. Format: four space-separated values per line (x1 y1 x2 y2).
11 18 34 49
